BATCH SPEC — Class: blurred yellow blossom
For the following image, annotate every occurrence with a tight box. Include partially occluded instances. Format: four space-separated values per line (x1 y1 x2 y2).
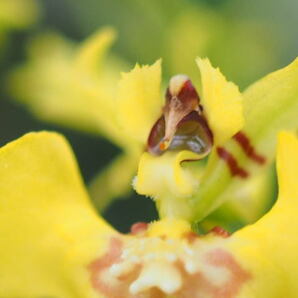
1 130 298 297
0 0 39 44
10 28 123 142
9 28 137 210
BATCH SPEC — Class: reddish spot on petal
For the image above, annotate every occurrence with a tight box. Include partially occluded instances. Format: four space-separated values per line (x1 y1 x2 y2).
88 237 250 298
88 237 124 297
233 131 266 165
206 249 251 298
184 231 200 243
210 226 231 238
217 147 249 178
176 249 251 298
88 237 163 298
130 222 148 235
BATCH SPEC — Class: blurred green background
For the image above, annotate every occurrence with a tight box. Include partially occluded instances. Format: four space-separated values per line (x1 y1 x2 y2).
0 0 297 232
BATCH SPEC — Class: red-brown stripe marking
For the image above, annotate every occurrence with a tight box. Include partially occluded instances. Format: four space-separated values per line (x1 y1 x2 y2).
210 226 231 238
217 147 249 178
233 131 266 164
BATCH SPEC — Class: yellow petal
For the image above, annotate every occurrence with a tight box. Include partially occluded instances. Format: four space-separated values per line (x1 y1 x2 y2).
242 58 298 153
116 60 163 144
135 151 203 219
75 27 116 74
0 132 115 297
201 165 275 232
191 58 298 224
87 132 298 296
196 57 244 145
9 29 129 148
227 131 298 296
276 131 298 200
96 217 252 297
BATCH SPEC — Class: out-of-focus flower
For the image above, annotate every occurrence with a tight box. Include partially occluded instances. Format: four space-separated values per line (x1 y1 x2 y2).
0 0 39 45
1 130 298 297
9 28 137 210
10 28 123 141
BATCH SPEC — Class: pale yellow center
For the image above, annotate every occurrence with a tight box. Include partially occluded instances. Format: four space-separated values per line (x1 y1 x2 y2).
105 219 230 295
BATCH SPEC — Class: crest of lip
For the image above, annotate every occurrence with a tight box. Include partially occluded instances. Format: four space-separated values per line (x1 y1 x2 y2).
147 74 213 157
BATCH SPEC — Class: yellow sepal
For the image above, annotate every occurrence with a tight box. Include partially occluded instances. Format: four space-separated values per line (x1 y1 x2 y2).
0 132 115 297
9 28 128 148
117 60 163 144
227 131 298 297
276 131 298 200
75 27 116 74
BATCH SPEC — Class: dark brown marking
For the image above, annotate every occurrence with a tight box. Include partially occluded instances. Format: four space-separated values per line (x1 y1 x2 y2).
147 76 213 157
177 79 200 104
175 249 251 298
147 111 213 156
233 131 266 164
217 147 249 178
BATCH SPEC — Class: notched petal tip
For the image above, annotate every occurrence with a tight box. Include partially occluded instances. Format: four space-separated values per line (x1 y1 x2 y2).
75 27 117 73
117 59 163 144
196 57 244 145
9 28 125 144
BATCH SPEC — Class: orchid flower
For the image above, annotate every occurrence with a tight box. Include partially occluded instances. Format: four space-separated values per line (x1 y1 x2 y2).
5 33 298 295
1 130 298 297
119 56 298 229
9 28 298 230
